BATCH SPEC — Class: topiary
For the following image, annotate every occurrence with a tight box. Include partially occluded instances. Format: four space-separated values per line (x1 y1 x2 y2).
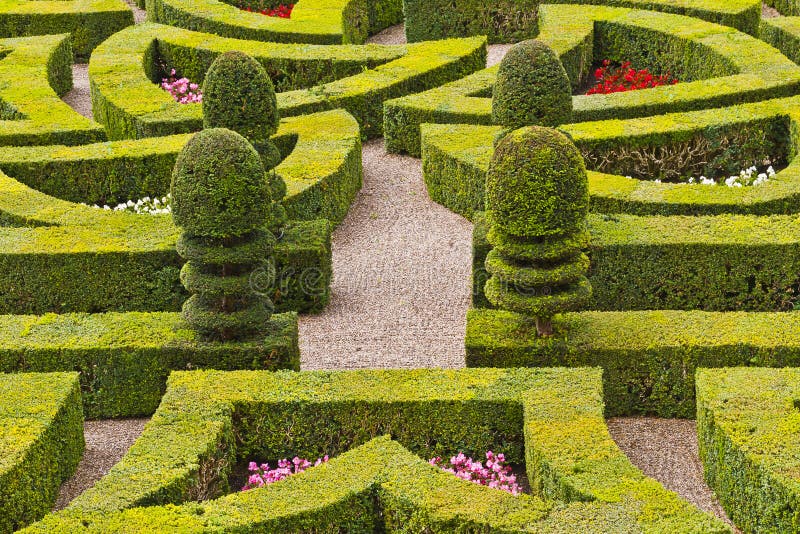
492 40 573 130
203 51 287 234
172 127 277 341
484 126 591 336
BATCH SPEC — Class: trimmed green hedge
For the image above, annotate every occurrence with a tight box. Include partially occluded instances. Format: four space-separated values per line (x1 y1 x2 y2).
148 0 402 44
421 97 800 218
0 161 332 314
0 313 299 419
473 211 800 312
0 372 83 532
0 110 361 222
27 368 726 532
385 4 800 156
0 0 132 60
89 22 486 140
403 0 759 44
466 308 800 418
0 33 104 147
697 367 800 533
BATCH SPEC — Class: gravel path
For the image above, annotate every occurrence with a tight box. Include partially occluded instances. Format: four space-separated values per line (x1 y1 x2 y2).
763 2 781 18
62 64 92 119
55 419 149 509
608 417 739 530
125 0 147 24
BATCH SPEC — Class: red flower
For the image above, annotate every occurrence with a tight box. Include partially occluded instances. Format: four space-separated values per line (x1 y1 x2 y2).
586 60 677 95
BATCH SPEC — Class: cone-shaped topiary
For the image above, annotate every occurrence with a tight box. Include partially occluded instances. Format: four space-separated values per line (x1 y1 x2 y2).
484 126 591 336
172 127 276 341
492 40 572 130
203 51 287 234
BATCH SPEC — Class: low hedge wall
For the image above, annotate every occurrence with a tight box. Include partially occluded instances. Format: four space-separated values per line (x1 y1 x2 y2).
421 97 800 218
403 0 759 44
147 0 402 44
466 308 800 418
0 0 132 60
0 313 299 419
90 22 486 140
472 211 800 312
0 372 83 532
697 367 800 533
0 109 362 222
385 4 800 157
0 33 104 147
27 368 725 532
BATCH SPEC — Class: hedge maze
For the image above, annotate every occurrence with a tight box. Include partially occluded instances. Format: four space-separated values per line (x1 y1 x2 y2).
1 0 800 531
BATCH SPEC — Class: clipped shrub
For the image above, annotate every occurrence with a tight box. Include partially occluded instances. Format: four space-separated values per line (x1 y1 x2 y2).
203 50 287 232
492 40 572 130
484 127 591 335
172 128 276 340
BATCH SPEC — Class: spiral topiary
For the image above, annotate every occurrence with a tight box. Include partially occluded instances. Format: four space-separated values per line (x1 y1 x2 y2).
484 126 591 336
492 40 573 130
203 50 287 233
172 127 276 341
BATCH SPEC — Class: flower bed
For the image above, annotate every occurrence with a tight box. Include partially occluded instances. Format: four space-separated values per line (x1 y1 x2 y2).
586 60 677 95
241 3 294 17
160 69 202 104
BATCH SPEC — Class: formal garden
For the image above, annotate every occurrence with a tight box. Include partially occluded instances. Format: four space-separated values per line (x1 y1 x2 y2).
1 0 800 531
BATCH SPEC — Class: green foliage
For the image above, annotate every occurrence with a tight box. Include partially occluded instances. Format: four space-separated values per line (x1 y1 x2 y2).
0 373 83 532
172 128 271 238
203 51 280 142
89 22 486 140
697 368 800 533
28 368 724 532
466 308 800 418
0 313 299 419
492 40 572 129
486 127 588 237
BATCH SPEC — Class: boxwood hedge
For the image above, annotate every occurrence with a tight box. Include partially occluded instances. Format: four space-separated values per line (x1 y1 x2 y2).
147 0 403 44
697 367 800 533
26 368 726 532
0 0 132 60
466 309 800 418
0 372 83 532
385 4 800 156
89 22 486 139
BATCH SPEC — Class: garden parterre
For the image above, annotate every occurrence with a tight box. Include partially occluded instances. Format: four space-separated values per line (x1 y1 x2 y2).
0 0 799 531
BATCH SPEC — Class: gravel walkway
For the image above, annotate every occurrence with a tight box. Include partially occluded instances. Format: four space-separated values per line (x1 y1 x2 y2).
55 419 149 509
608 417 739 530
62 64 92 119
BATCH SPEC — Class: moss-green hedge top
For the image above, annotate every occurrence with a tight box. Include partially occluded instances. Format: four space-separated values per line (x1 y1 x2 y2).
172 128 271 238
420 95 800 217
0 33 104 147
697 367 800 533
28 368 726 532
385 4 800 156
0 372 84 532
89 22 486 140
0 109 361 223
147 0 402 44
0 0 133 60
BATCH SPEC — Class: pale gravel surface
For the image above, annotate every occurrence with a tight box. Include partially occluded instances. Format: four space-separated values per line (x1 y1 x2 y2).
124 0 148 24
62 64 92 119
55 419 149 509
55 16 729 524
298 139 472 369
608 417 740 531
763 2 781 18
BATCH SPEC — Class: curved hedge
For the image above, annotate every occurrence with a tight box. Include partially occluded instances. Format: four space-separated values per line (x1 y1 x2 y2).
89 22 486 139
0 0 132 60
421 96 800 218
26 368 726 532
0 112 366 314
385 4 800 156
0 33 104 147
697 367 800 533
147 0 402 44
0 372 83 532
403 0 760 44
